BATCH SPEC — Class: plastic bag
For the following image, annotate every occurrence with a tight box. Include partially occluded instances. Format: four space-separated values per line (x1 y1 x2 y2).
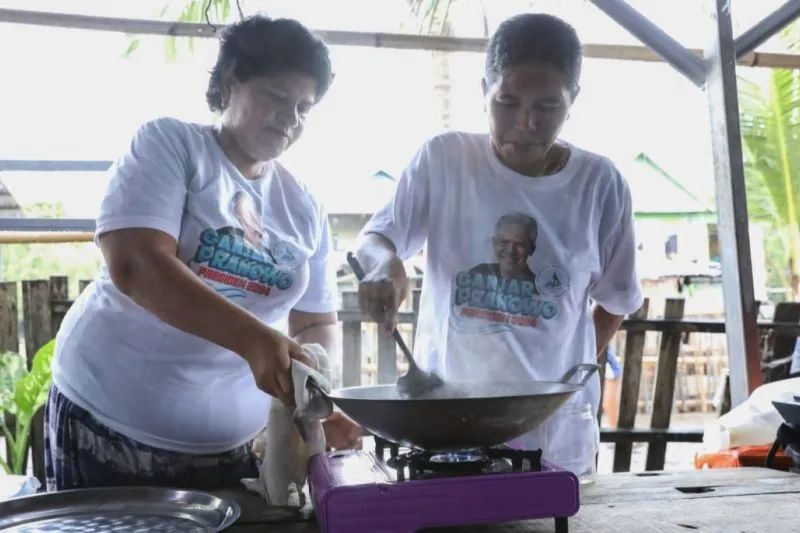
703 377 800 452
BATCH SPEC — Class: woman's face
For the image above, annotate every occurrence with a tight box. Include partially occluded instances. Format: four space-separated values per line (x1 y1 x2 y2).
482 63 574 172
221 71 317 163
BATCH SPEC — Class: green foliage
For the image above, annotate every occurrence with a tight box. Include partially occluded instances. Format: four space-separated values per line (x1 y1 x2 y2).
408 0 454 34
125 0 236 61
0 340 55 474
739 68 800 297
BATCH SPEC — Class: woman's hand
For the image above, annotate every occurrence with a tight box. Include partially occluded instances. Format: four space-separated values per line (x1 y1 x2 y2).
322 411 363 450
239 326 312 406
357 255 409 332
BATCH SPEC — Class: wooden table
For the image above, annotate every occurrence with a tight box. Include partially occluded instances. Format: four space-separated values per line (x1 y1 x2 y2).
221 467 800 532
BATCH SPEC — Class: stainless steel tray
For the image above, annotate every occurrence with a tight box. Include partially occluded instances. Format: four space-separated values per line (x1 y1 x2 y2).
0 486 240 532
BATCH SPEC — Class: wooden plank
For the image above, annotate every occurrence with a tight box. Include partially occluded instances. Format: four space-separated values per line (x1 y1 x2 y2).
613 300 649 473
377 331 397 384
21 279 52 485
340 292 362 387
22 280 52 361
6 9 800 70
223 468 800 532
601 427 703 443
0 281 19 352
49 276 69 334
761 302 800 382
646 298 686 471
410 289 421 350
620 318 800 336
336 310 417 324
0 232 93 244
0 282 20 476
583 467 797 504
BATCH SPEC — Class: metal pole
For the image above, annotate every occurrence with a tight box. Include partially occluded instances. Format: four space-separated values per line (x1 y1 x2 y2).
705 0 763 405
590 0 707 86
735 0 800 57
0 219 96 232
0 160 112 172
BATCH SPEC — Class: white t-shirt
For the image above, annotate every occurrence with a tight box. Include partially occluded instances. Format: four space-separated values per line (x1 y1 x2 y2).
364 131 642 474
53 117 337 454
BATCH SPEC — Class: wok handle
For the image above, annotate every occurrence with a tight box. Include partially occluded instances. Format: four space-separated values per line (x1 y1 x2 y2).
306 378 331 399
559 363 599 386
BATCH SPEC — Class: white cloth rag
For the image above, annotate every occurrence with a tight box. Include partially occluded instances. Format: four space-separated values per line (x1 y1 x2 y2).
241 343 333 506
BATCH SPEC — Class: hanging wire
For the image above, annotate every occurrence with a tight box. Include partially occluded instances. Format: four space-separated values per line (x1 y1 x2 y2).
204 0 217 32
236 0 245 20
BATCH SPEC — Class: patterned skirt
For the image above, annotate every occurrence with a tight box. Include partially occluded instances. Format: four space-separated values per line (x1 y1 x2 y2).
44 385 258 491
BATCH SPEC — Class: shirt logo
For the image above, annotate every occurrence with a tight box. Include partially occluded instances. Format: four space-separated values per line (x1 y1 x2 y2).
536 265 570 297
273 240 301 269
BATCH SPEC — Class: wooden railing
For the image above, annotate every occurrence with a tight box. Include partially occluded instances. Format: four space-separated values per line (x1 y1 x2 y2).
2 277 799 482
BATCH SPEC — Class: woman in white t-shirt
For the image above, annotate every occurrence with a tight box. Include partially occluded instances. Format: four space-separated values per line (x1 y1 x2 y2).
45 15 359 491
356 14 642 476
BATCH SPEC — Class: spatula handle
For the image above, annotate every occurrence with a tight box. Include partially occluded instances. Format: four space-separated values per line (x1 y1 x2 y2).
346 252 367 281
346 252 417 370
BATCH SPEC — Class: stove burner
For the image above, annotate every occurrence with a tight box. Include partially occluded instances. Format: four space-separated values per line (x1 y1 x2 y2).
375 436 543 481
429 451 487 464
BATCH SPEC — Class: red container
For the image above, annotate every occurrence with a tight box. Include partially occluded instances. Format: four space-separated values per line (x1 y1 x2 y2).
695 444 794 470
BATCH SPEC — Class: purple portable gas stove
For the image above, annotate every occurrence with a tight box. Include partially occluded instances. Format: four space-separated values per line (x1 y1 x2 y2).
309 436 579 533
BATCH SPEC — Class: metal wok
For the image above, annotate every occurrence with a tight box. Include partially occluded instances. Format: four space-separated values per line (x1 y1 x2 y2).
318 363 598 451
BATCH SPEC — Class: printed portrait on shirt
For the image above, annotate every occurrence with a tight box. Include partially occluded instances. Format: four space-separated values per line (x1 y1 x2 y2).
468 213 539 287
450 212 565 332
189 189 299 299
231 190 265 251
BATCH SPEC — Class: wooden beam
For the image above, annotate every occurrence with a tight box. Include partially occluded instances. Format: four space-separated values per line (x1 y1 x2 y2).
590 0 706 85
601 428 704 443
0 232 94 244
3 8 800 69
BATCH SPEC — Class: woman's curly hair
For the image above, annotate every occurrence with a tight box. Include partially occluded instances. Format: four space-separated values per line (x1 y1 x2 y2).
206 15 333 112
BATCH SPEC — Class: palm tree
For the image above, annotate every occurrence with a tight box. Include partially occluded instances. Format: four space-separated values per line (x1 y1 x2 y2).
407 1 456 128
405 1 489 129
739 68 800 298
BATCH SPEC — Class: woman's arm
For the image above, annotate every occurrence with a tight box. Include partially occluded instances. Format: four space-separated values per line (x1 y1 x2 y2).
593 304 624 358
288 309 338 356
100 227 302 405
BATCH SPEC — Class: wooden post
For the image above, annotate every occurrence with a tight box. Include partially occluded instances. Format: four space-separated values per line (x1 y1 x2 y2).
377 330 397 384
0 281 19 352
613 300 650 472
341 291 362 387
646 298 686 471
79 279 92 294
49 276 69 334
21 279 52 484
411 289 421 350
0 281 20 468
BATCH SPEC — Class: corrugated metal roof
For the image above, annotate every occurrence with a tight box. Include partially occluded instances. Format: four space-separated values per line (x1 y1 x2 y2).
0 179 22 213
622 152 714 216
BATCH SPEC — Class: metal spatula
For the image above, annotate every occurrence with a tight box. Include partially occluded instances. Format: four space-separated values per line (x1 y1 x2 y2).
346 252 444 396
